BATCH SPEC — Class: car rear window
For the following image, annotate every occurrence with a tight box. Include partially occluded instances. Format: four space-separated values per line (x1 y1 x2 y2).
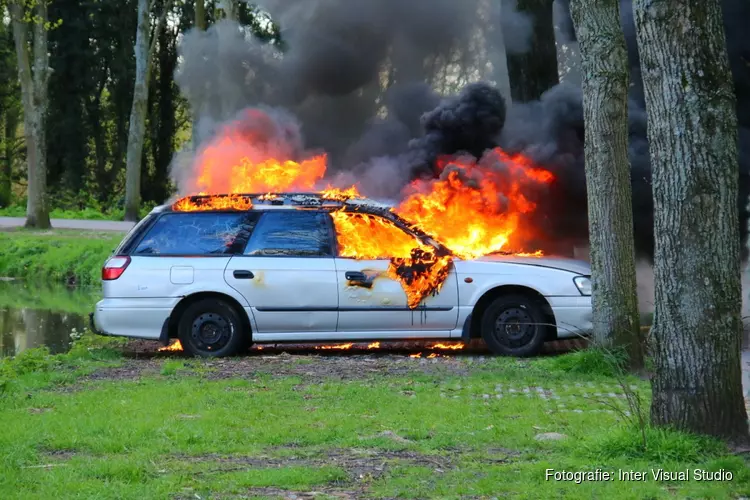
132 212 258 255
244 211 333 257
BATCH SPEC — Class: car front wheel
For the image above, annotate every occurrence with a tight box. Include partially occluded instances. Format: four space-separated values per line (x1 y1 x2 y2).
480 294 548 357
177 298 248 357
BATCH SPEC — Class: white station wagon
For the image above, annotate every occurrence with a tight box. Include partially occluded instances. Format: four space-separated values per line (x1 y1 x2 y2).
90 193 592 357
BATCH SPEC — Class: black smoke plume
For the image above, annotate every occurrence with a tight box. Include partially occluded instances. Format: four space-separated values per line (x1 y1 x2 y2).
172 0 749 263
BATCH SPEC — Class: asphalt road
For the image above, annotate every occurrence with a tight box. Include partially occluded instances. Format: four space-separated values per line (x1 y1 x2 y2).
0 217 134 232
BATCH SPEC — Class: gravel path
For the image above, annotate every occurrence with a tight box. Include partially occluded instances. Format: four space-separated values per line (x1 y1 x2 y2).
0 217 134 232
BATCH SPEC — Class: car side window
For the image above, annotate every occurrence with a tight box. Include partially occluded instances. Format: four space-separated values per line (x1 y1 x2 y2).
331 211 423 259
132 212 258 255
244 211 333 257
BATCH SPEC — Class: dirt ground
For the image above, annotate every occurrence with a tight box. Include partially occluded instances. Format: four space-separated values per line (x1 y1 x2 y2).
85 338 589 383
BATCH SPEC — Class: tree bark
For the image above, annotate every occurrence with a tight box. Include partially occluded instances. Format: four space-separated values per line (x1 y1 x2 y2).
190 0 208 151
633 0 748 441
195 0 207 30
9 0 51 229
570 0 642 369
124 0 151 222
124 0 171 221
0 107 17 208
506 0 559 102
220 0 239 21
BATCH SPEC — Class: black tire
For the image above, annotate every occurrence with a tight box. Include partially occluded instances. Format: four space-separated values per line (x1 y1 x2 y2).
480 294 548 357
177 298 248 358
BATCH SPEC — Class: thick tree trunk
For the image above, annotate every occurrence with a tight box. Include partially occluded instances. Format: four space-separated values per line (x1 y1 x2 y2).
570 0 642 369
506 0 559 102
633 0 748 441
9 0 51 229
124 0 151 222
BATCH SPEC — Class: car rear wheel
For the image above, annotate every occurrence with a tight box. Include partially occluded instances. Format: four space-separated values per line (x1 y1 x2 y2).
480 294 548 357
177 299 248 357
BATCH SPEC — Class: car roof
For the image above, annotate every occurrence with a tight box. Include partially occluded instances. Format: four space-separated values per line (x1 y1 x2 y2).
150 192 451 255
154 193 395 213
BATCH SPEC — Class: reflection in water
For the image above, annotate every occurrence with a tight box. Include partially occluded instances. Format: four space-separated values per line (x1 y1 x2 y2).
0 282 100 357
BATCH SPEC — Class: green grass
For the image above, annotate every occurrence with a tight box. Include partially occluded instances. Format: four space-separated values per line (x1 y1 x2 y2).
0 230 121 285
0 205 154 221
0 342 747 499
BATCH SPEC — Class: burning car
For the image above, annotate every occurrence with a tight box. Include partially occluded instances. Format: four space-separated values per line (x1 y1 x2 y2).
89 192 592 358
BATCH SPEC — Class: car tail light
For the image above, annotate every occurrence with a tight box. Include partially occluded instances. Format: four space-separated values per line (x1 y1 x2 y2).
102 256 131 281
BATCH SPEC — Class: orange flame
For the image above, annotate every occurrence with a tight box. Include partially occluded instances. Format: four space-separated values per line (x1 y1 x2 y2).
330 211 453 308
176 117 554 307
172 194 253 212
393 149 554 260
159 340 183 352
314 343 354 350
320 185 363 201
187 111 327 195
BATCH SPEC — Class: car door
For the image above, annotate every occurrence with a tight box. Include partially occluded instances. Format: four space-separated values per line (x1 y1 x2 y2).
224 209 339 336
331 211 459 334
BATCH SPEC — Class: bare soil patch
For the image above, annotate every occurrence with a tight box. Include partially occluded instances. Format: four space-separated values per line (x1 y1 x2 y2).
78 338 586 386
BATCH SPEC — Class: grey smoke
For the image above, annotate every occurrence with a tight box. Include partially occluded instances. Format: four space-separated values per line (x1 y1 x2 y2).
174 0 533 170
171 0 749 264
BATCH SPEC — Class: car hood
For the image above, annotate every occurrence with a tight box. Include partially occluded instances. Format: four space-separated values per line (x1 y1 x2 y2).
465 254 591 275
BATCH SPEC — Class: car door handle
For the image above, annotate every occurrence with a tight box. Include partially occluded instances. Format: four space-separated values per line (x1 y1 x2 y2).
345 271 367 281
345 271 372 288
233 270 254 279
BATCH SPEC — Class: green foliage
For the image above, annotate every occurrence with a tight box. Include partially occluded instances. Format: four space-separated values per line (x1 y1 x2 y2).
540 347 629 377
0 230 121 285
0 328 125 396
160 359 187 376
584 425 727 462
0 203 154 220
10 346 53 374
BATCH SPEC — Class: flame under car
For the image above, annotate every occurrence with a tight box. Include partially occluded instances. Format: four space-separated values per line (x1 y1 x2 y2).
90 193 592 358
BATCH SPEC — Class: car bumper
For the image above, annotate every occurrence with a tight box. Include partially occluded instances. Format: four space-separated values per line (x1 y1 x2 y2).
546 295 593 339
92 298 178 342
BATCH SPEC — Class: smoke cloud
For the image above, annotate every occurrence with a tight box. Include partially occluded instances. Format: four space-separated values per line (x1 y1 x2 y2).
171 0 750 263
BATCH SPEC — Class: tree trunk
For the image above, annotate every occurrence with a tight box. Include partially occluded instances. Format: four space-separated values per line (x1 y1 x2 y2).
220 0 239 21
195 0 207 30
9 0 51 229
487 0 512 105
506 0 559 102
124 0 152 222
570 0 642 369
0 107 17 208
191 0 207 150
633 0 748 441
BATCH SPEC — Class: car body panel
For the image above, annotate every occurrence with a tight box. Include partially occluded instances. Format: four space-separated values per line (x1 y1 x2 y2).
333 258 460 332
92 197 594 349
103 256 236 299
454 258 589 305
93 297 178 340
224 256 339 334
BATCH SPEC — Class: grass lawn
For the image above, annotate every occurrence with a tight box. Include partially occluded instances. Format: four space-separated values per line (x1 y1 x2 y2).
0 205 154 221
0 229 121 285
1 339 748 499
